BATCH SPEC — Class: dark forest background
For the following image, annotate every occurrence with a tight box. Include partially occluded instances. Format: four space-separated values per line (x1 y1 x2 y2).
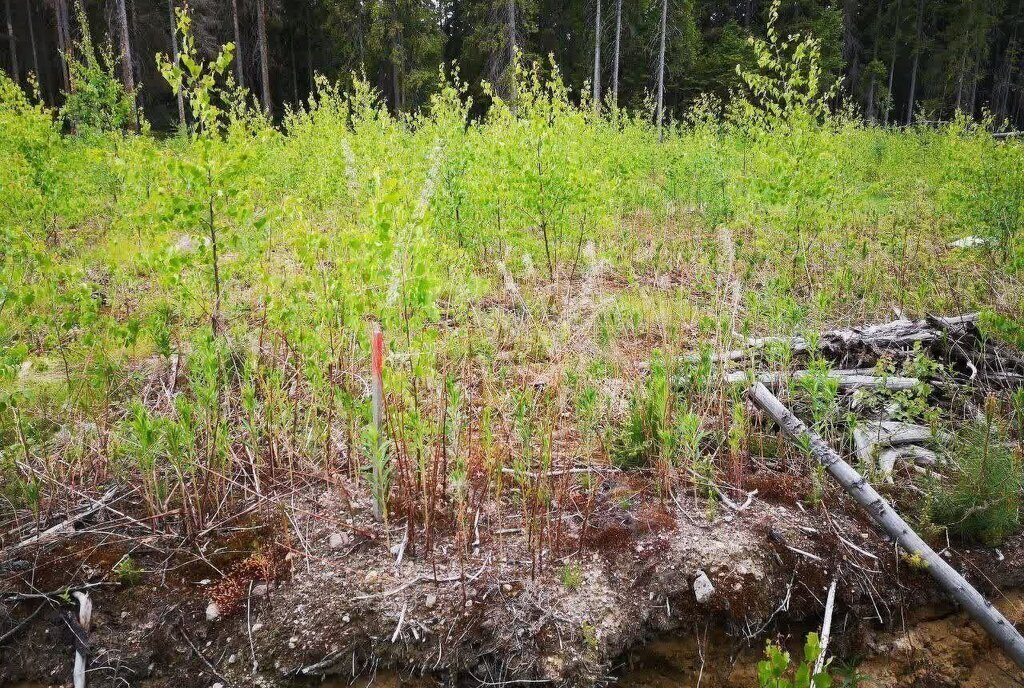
3 0 1024 129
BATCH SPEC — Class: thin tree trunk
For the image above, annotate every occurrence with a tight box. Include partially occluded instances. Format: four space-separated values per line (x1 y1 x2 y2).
168 0 184 127
27 0 40 89
842 0 859 97
5 0 18 82
994 37 1015 120
53 0 70 92
592 0 601 107
232 0 244 88
504 0 516 102
256 0 271 116
129 0 140 85
355 0 364 67
955 42 967 112
391 48 400 111
906 0 925 126
999 0 1024 121
656 0 667 138
865 0 883 121
508 0 517 54
969 64 979 117
114 0 133 93
611 0 621 104
883 0 902 125
305 1 312 91
290 33 297 105
390 0 401 112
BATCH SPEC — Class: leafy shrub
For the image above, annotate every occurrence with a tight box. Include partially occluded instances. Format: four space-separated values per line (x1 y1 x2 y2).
758 632 832 688
60 3 136 133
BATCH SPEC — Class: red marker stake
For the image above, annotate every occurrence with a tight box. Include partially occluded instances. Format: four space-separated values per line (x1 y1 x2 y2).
371 325 384 433
370 324 385 520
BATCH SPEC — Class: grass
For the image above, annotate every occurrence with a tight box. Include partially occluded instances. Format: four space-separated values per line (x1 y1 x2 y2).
1 9 1022 568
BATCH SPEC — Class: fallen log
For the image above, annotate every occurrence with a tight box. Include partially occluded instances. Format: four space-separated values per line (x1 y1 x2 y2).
747 381 1024 670
724 369 920 390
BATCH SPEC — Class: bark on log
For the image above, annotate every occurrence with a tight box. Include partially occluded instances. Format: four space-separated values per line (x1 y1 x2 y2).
748 381 1024 670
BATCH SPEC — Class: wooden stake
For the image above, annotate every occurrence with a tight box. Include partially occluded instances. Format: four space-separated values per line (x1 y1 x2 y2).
748 381 1024 670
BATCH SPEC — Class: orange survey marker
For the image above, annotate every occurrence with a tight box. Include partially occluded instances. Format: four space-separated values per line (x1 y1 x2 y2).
371 325 384 430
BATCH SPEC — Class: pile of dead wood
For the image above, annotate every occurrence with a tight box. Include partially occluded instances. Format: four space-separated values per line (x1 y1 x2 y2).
711 313 1022 479
706 313 1024 671
718 313 1022 388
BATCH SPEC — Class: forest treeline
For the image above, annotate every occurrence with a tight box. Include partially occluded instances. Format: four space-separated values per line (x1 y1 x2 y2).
3 0 1024 128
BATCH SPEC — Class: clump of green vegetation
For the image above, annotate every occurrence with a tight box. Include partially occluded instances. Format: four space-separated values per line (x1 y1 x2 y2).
0 0 1022 577
113 554 143 586
979 309 1024 351
559 563 583 590
61 2 136 133
758 632 833 688
611 351 672 470
930 402 1022 547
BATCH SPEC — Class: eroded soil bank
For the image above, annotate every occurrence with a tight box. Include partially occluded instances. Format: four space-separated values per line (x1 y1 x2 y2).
3 484 1024 687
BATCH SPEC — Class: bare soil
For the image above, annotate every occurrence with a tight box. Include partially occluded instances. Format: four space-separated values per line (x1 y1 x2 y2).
3 478 1024 687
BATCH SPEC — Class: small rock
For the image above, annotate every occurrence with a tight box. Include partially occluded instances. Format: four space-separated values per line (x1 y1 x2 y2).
424 594 437 609
252 623 264 633
205 601 221 622
212 683 224 688
465 599 473 608
288 636 298 649
501 583 512 593
329 533 347 550
175 234 197 253
228 654 237 665
252 583 269 597
693 571 715 603
342 614 351 623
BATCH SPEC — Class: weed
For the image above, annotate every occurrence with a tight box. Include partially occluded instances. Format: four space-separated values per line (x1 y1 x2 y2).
757 631 833 688
113 554 143 586
611 351 672 471
559 563 583 590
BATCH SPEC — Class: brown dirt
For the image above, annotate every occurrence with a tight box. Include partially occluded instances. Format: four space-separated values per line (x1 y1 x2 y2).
4 480 1024 687
618 592 1024 688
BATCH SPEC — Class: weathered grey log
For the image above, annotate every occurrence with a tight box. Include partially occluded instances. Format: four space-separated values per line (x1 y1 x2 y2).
748 381 1024 670
876 445 940 481
877 445 938 474
856 420 939 447
724 369 920 390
